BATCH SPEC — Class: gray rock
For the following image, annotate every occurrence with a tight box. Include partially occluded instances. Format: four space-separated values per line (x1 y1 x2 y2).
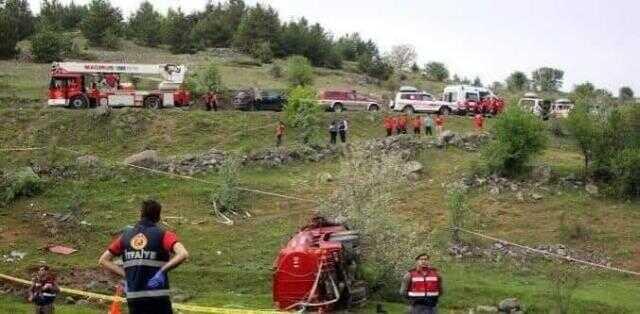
498 298 521 312
438 130 456 145
404 161 424 174
476 305 499 313
531 193 543 200
516 192 524 201
76 155 100 167
124 150 160 167
490 186 500 195
585 183 599 196
65 296 76 304
76 299 89 306
318 172 333 183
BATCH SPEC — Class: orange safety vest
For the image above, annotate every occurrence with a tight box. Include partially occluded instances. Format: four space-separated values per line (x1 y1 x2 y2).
474 114 484 128
407 267 441 298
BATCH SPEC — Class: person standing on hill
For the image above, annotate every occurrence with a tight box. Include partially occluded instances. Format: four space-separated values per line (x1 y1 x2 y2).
412 115 422 135
275 121 286 147
399 253 443 314
329 120 338 144
384 116 394 137
473 113 485 132
435 114 445 135
203 91 218 111
424 115 434 136
338 119 348 143
398 115 407 134
29 265 59 314
99 200 189 314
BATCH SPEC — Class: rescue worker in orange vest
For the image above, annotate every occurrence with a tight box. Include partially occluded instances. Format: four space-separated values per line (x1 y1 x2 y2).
399 253 443 314
473 113 485 132
99 200 189 314
412 115 422 135
384 116 394 137
203 91 218 111
276 121 286 146
398 115 408 134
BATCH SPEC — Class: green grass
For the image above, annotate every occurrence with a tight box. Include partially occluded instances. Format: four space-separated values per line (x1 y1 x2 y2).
2 39 640 314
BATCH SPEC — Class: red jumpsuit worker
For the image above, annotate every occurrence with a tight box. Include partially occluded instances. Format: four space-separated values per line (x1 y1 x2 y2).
473 113 485 132
435 114 445 135
412 116 422 135
398 115 408 134
276 121 286 146
399 253 443 314
384 116 394 137
203 91 218 111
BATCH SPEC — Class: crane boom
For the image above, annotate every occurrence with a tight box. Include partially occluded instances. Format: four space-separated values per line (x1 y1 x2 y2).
51 62 186 84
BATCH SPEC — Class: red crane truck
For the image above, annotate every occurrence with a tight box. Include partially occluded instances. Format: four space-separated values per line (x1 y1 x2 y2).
47 62 190 109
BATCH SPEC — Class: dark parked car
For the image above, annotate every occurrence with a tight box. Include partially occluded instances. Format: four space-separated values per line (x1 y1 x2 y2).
232 89 286 111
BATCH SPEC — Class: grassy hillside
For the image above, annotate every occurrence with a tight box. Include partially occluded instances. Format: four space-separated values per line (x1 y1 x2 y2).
1 41 640 313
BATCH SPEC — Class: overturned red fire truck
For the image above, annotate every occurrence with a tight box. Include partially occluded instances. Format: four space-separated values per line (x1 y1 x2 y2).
273 216 367 312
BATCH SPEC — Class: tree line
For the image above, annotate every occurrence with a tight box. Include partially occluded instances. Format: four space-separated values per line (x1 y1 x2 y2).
0 0 636 101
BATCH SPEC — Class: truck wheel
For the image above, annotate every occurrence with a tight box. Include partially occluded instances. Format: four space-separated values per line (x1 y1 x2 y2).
368 104 379 112
144 96 162 109
403 106 414 114
333 103 344 112
440 107 451 116
69 96 88 109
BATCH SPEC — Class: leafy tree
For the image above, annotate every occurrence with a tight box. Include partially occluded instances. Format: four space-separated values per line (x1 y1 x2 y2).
358 53 393 81
5 0 34 40
619 86 634 103
38 0 64 31
0 2 19 58
278 18 342 68
127 1 162 47
506 71 528 91
490 81 504 93
424 62 449 82
335 32 378 61
163 8 197 54
473 76 483 87
253 41 274 63
80 0 123 48
482 105 548 176
283 86 321 144
286 55 313 87
191 0 245 48
61 1 87 30
232 3 280 55
532 67 564 92
451 74 461 84
191 61 224 96
386 44 417 73
566 104 600 172
571 82 595 102
31 28 71 62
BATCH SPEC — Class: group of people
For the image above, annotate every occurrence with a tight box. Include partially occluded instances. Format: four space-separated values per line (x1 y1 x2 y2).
384 114 444 136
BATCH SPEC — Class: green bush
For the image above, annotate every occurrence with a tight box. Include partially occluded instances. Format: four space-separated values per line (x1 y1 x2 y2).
447 184 469 243
252 41 274 64
481 105 547 177
286 55 314 87
567 103 640 198
31 29 72 63
212 157 240 213
1 167 43 206
268 63 283 78
283 86 321 144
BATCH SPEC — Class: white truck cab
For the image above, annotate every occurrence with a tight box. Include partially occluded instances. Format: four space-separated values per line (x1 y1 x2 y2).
518 93 552 119
551 98 574 118
392 86 454 115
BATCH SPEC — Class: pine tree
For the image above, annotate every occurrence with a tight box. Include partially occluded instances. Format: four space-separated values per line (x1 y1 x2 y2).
80 0 123 48
232 3 280 54
128 1 162 47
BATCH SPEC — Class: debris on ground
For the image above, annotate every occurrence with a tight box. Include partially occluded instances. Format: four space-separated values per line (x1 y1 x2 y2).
48 245 77 255
2 251 27 263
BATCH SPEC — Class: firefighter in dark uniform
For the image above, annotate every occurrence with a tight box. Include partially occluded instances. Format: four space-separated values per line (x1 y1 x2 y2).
99 200 189 314
399 253 443 314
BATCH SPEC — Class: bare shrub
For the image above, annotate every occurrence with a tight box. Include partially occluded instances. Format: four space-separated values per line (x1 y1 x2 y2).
547 263 582 314
319 149 430 288
447 183 469 243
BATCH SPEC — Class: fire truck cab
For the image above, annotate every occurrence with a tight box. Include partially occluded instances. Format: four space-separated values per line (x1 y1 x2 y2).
48 62 190 109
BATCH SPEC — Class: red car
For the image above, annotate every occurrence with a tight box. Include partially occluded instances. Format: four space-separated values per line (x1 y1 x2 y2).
319 90 380 112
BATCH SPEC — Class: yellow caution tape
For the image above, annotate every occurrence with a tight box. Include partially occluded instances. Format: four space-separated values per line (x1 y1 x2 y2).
0 273 281 313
